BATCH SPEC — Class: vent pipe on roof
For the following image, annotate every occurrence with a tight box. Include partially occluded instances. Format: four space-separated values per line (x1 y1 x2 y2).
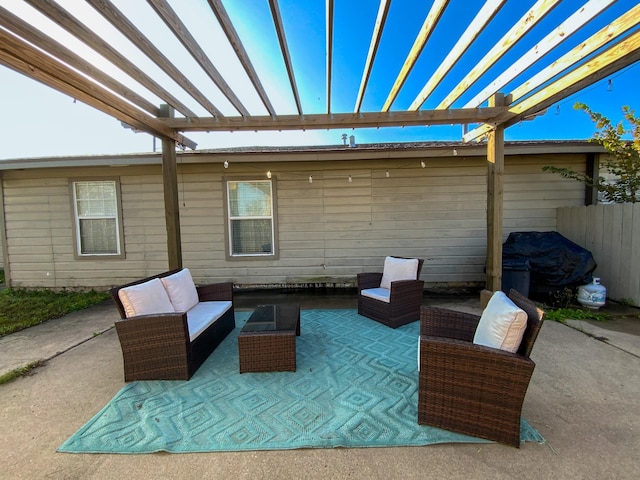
349 135 356 148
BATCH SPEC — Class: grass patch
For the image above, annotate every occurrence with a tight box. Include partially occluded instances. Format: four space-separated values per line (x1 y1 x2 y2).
0 360 46 385
545 307 609 324
0 288 110 337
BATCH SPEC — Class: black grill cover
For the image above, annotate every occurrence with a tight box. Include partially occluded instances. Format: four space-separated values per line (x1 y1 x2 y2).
502 231 596 287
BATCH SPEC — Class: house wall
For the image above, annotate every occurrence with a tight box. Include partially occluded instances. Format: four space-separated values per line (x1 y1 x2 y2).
0 152 586 290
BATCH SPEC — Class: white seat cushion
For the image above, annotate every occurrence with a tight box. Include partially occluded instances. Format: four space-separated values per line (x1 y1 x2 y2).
160 268 199 312
361 287 391 303
473 290 528 353
380 257 419 290
186 301 232 342
118 278 176 318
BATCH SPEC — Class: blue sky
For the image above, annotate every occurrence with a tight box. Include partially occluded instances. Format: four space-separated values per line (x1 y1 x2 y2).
1 0 638 160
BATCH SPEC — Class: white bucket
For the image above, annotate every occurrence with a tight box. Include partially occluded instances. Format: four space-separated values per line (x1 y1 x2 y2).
577 277 607 310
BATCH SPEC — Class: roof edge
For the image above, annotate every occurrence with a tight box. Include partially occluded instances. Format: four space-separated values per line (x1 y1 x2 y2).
0 140 606 170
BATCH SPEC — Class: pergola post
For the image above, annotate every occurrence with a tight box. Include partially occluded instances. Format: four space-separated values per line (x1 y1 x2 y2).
485 93 505 292
160 104 182 271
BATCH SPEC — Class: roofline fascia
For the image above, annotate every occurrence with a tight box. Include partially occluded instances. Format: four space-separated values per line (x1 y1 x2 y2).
0 141 606 171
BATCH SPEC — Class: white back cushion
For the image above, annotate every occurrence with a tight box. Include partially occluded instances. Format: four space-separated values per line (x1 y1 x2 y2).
118 278 175 318
160 268 199 312
380 256 419 289
473 290 528 353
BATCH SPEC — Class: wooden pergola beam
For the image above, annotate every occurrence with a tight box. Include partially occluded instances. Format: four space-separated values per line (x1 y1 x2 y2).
207 0 276 116
24 0 198 119
326 0 334 114
463 0 616 109
382 0 448 112
463 24 640 143
503 34 640 128
0 29 196 149
409 0 506 110
354 0 391 113
508 3 640 105
0 4 159 116
87 0 223 118
437 0 561 110
147 0 250 117
269 0 303 115
161 107 506 132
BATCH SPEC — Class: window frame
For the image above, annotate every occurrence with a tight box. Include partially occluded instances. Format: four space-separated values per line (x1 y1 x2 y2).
69 177 125 260
223 177 279 260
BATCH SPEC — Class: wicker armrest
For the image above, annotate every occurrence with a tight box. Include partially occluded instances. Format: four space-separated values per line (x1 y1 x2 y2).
357 272 383 290
389 279 424 300
115 312 189 347
419 335 535 392
420 306 480 341
196 282 234 302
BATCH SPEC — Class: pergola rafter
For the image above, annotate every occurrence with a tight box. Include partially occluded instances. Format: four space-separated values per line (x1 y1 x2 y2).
86 0 223 117
268 0 302 116
433 0 562 111
23 0 198 119
147 0 249 117
326 0 334 114
508 2 640 106
0 4 159 116
410 0 507 111
354 0 390 113
0 27 195 148
382 0 448 112
465 25 640 141
206 0 276 116
463 0 617 109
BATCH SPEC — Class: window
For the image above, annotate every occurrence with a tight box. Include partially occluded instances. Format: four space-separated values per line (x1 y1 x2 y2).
225 179 277 257
71 179 124 258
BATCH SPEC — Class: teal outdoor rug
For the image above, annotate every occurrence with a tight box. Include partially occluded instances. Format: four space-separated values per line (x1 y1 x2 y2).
58 309 543 454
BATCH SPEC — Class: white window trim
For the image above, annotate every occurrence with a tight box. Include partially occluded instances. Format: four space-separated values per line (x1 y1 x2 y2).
224 178 278 259
70 178 125 259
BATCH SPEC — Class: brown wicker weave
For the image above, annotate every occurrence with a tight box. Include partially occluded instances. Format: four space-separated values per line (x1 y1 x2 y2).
357 257 425 328
109 270 235 382
417 289 545 448
238 305 300 373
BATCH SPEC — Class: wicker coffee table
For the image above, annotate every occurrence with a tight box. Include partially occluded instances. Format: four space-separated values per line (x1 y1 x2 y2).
238 304 300 373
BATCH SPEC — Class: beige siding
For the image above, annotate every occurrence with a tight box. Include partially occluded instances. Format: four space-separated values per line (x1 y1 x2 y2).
1 153 586 290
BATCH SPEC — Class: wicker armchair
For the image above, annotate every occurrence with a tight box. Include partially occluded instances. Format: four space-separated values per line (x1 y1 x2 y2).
357 256 425 328
417 289 545 447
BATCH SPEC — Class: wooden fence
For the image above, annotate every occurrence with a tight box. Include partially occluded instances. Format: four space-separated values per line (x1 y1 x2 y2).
557 204 640 306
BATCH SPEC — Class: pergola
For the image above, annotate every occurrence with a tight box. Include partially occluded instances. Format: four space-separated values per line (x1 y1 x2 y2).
1 0 639 290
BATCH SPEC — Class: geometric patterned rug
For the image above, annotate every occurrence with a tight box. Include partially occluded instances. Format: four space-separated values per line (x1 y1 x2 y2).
58 309 543 453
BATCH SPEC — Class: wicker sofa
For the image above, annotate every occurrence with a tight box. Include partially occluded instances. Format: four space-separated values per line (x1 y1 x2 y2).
109 268 235 381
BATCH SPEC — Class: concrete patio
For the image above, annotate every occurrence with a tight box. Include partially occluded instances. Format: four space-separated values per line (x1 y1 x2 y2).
0 291 638 479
